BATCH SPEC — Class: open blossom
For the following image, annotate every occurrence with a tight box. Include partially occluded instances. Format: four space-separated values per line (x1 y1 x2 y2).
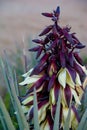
19 6 87 130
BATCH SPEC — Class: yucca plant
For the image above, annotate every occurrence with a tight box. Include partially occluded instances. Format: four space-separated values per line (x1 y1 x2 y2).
0 6 87 130
19 6 87 130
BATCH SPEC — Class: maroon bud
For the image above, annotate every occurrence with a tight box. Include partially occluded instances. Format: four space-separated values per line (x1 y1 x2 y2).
67 65 76 83
64 85 72 107
39 53 50 66
36 46 43 59
74 52 83 65
68 52 74 67
42 12 53 17
62 29 74 45
29 46 40 52
54 82 60 102
59 51 66 68
75 43 86 49
48 74 56 91
48 59 57 76
74 61 85 77
32 39 44 45
39 25 53 36
54 6 60 18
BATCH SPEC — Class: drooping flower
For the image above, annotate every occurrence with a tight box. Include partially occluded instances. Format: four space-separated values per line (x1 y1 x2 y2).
19 6 87 130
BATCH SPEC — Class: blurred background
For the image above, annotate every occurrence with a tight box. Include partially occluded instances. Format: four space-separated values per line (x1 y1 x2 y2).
0 0 87 55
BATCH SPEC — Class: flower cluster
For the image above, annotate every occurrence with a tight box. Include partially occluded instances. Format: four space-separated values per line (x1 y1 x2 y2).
19 6 87 130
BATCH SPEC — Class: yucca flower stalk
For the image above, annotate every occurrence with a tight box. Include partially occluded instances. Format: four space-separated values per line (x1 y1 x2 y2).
19 6 87 130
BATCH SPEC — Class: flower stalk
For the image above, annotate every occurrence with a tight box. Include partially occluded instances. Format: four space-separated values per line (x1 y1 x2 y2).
19 6 87 130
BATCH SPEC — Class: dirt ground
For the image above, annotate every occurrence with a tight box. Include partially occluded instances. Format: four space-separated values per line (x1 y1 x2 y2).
0 0 87 55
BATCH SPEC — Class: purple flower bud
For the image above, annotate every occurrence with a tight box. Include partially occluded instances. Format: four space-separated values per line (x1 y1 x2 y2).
39 25 53 36
42 12 53 18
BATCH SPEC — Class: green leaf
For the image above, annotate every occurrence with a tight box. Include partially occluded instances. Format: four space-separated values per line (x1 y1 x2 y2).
13 70 19 96
0 96 15 130
64 105 71 130
77 108 87 130
34 87 40 130
0 54 30 130
53 91 61 130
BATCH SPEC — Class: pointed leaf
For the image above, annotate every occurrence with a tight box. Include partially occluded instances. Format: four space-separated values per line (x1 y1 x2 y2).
0 55 30 130
33 88 40 130
64 105 71 130
53 92 61 130
0 97 16 130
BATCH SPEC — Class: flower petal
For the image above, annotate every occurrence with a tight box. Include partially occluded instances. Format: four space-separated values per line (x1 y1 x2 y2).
51 104 56 119
38 101 49 123
60 51 66 68
58 68 66 88
54 82 60 102
40 112 53 130
19 75 41 86
67 65 76 83
71 105 80 122
64 85 72 107
48 74 56 91
66 69 75 88
22 95 33 105
26 75 46 94
50 88 56 105
62 106 79 129
40 120 50 130
75 73 81 86
71 88 81 105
